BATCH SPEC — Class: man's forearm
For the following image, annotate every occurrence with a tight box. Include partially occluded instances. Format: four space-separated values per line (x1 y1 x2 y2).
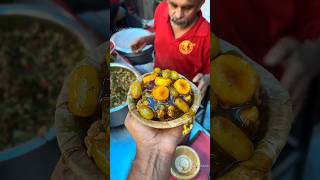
143 34 155 45
128 147 174 180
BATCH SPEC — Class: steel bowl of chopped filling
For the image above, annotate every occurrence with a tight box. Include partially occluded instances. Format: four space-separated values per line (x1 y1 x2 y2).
110 62 140 127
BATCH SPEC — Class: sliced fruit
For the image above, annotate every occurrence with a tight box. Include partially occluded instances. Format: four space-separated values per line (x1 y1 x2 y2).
173 79 191 95
212 116 254 161
143 74 157 84
211 54 259 107
152 86 170 101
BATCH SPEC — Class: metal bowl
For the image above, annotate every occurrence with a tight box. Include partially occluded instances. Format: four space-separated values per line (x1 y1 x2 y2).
117 46 154 65
110 62 141 127
0 4 98 179
111 28 154 65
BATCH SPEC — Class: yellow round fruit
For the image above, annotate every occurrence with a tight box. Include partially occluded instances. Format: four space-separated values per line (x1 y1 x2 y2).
130 81 142 99
170 70 179 80
155 77 172 86
173 79 191 95
138 105 154 120
152 86 170 101
143 74 157 84
212 116 254 161
174 98 190 113
162 69 171 78
68 65 100 117
211 54 259 107
154 67 161 74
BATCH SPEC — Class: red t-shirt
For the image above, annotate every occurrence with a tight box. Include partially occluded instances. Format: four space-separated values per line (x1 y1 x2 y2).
154 2 210 81
212 0 320 79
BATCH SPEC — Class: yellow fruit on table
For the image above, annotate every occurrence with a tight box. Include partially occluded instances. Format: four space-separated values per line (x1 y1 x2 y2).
212 116 254 161
174 98 190 113
173 79 191 95
152 86 170 101
138 105 154 120
211 54 259 107
130 81 142 99
155 77 172 86
211 32 220 59
68 65 100 117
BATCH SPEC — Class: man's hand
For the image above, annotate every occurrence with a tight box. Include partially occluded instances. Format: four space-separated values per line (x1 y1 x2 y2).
192 73 210 99
125 113 183 180
131 37 147 54
263 37 320 115
130 34 155 54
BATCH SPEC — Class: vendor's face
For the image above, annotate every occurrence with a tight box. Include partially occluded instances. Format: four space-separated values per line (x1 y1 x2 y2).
168 0 203 28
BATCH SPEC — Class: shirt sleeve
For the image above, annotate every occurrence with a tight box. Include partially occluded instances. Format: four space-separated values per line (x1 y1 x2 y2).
153 2 165 32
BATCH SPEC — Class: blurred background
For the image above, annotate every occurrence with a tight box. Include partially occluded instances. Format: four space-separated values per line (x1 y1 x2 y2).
213 0 320 179
0 0 106 179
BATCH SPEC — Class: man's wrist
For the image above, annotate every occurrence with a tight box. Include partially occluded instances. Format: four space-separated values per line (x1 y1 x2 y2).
128 147 175 180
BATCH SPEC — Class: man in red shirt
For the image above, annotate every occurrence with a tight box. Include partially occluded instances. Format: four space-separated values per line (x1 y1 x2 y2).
127 1 209 179
131 0 210 96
